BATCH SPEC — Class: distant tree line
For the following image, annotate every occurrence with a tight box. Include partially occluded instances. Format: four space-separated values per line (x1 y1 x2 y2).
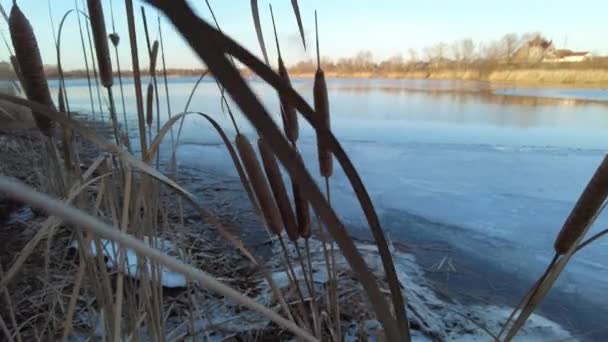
289 32 608 74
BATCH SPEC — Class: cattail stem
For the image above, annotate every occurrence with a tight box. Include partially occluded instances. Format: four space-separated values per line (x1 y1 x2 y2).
203 0 241 134
326 177 341 341
141 7 162 168
158 16 176 151
278 235 311 330
124 0 147 157
109 0 131 151
293 239 321 336
269 4 298 143
106 88 121 146
554 155 608 254
74 0 96 118
82 0 104 121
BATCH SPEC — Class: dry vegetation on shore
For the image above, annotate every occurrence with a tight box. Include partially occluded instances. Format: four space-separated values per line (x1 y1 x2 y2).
0 0 607 341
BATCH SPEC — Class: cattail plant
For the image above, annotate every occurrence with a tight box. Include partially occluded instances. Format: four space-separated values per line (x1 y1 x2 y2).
314 13 332 179
87 0 121 146
312 11 340 339
9 4 56 137
236 134 283 235
258 137 299 241
554 155 608 254
245 134 310 328
269 5 298 144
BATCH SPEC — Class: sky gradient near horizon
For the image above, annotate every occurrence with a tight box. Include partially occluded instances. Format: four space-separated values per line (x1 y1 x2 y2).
1 0 607 70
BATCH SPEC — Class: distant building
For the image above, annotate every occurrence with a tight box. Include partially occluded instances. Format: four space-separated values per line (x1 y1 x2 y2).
512 36 555 63
545 49 592 63
512 36 592 63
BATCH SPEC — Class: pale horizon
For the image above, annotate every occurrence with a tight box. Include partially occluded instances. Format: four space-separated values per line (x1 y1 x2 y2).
0 0 607 70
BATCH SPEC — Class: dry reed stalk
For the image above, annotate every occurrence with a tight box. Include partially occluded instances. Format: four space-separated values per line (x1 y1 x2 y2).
8 4 56 136
258 137 299 240
269 4 298 143
87 0 113 88
554 155 608 254
0 266 21 342
144 3 407 339
0 177 319 342
236 134 283 235
124 0 148 157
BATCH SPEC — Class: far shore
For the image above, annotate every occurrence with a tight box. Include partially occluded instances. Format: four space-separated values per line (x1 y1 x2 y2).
4 66 608 89
286 68 608 88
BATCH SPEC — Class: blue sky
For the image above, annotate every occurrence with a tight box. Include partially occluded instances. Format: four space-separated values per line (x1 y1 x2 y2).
1 0 607 70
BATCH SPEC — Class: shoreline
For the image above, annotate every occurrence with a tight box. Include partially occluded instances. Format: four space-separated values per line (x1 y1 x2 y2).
8 66 607 89
286 69 608 88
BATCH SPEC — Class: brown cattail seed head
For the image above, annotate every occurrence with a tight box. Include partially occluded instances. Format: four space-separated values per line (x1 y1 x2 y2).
149 40 159 76
293 151 311 239
109 32 120 47
554 155 608 254
278 58 298 143
314 68 332 178
9 5 55 136
236 134 283 235
145 82 154 128
87 0 113 88
258 138 299 241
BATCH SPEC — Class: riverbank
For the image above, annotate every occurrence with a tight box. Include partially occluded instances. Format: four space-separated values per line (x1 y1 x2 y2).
0 116 577 340
288 68 608 87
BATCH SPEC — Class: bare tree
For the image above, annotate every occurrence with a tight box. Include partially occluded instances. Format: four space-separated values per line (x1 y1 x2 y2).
460 39 475 62
501 33 519 62
451 41 462 62
407 48 418 63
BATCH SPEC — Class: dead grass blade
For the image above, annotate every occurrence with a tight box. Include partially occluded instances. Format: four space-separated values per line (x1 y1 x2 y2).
290 0 306 50
250 0 269 65
0 176 318 342
144 2 403 339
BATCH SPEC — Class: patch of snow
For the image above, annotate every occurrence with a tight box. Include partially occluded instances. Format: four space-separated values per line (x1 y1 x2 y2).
69 236 187 288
